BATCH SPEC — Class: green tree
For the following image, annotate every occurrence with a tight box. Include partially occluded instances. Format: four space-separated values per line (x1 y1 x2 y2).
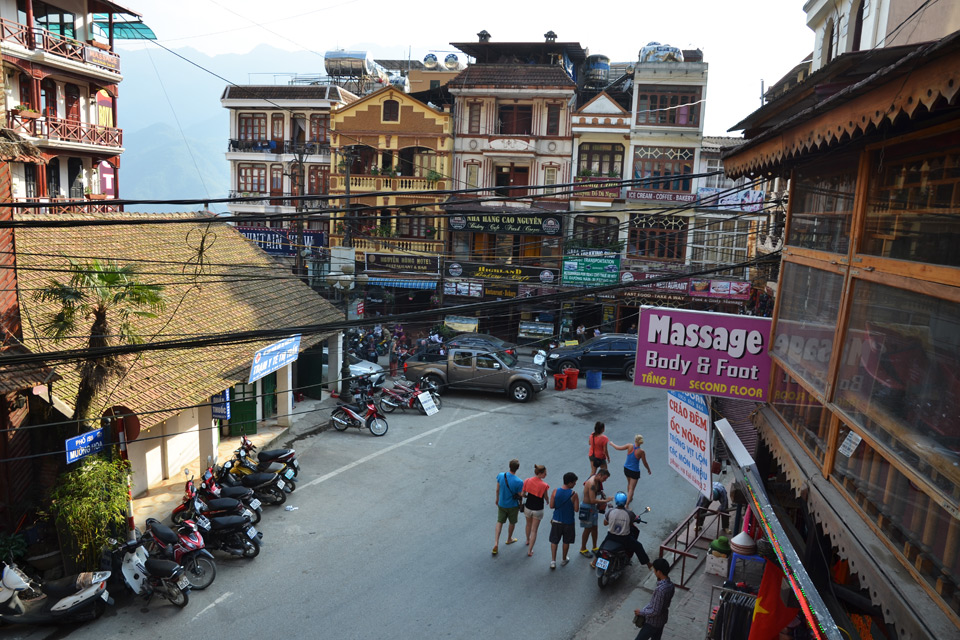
33 258 165 432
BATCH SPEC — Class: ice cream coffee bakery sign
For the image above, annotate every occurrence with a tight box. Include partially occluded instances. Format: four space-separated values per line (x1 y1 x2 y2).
448 213 562 235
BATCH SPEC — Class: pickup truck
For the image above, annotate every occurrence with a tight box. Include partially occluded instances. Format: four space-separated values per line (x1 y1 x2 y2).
402 347 548 402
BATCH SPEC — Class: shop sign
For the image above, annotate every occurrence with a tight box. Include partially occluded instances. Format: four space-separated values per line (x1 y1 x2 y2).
625 190 696 203
444 261 559 284
518 321 553 339
447 212 563 235
484 282 518 299
236 226 327 257
667 391 711 497
444 279 483 298
689 279 752 300
634 307 772 402
365 253 440 273
518 284 558 298
562 254 621 286
211 389 231 420
84 46 120 71
445 315 479 332
248 335 302 384
696 187 765 213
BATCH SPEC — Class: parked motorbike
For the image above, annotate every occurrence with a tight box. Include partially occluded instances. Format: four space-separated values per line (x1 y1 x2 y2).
595 507 651 588
172 472 258 524
191 508 261 559
239 435 299 477
0 562 111 625
376 377 442 415
142 518 217 591
331 376 388 436
217 460 287 506
231 447 297 492
199 466 262 523
101 537 190 608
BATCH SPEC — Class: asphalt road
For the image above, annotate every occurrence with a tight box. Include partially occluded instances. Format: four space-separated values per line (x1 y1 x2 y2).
7 378 698 640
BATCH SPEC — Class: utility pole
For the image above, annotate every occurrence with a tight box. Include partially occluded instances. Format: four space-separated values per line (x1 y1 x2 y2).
292 146 308 282
340 149 353 398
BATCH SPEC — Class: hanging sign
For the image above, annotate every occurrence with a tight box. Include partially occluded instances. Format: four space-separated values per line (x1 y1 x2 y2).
248 335 302 383
667 391 711 497
65 428 105 464
211 389 231 420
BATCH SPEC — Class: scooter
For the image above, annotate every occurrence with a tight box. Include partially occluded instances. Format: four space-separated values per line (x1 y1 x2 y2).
142 518 217 591
199 466 262 523
331 377 388 436
0 562 111 626
101 537 190 608
190 506 262 559
239 435 299 477
172 472 259 524
231 448 297 492
595 507 651 588
217 460 287 506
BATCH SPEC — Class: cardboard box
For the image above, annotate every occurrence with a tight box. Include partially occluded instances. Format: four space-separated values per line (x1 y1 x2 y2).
705 550 730 577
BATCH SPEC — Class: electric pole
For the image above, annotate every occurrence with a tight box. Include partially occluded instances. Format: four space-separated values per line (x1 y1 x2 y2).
340 149 354 398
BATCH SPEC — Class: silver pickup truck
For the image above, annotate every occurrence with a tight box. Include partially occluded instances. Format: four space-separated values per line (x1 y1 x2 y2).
403 347 548 402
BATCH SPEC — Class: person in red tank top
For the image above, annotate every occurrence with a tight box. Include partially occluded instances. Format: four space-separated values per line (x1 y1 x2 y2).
588 421 613 475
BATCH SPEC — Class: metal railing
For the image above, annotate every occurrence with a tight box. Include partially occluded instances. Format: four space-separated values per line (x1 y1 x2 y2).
15 197 119 215
0 18 120 72
7 111 122 148
657 506 728 590
227 139 330 155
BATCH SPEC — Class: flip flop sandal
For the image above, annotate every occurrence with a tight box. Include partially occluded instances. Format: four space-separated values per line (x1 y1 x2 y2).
492 547 498 555
505 538 518 545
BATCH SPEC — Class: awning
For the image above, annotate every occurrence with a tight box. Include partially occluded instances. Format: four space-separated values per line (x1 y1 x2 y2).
366 278 437 290
92 14 157 40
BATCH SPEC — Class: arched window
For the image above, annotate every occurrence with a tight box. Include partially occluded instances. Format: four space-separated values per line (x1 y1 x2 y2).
382 99 399 122
851 1 865 52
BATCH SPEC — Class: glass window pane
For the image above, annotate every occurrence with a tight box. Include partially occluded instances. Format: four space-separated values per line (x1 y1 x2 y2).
772 263 844 393
771 365 829 462
788 152 858 253
834 281 960 504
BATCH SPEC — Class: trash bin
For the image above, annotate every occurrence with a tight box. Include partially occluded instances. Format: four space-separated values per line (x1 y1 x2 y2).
586 370 602 389
553 374 567 391
565 368 580 389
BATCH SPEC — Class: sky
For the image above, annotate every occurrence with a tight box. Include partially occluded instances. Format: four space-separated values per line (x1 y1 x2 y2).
120 0 816 136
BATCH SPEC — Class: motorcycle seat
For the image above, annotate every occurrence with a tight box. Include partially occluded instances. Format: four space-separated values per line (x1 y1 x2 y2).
336 402 365 413
144 558 179 578
218 486 253 499
41 575 83 599
205 497 241 511
147 520 179 545
209 515 248 529
599 538 625 553
241 472 276 487
257 448 291 462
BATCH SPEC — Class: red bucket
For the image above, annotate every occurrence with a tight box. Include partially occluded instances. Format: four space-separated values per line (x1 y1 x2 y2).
553 374 567 391
565 368 580 390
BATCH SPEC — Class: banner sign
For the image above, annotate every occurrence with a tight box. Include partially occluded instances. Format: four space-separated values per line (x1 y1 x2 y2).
562 254 621 286
236 226 327 257
447 212 562 236
667 391 711 497
249 335 302 383
696 187 765 213
634 307 772 401
625 190 696 203
688 279 752 300
444 279 483 298
445 261 559 284
444 315 479 332
622 272 752 301
365 253 440 273
66 428 105 464
211 389 231 420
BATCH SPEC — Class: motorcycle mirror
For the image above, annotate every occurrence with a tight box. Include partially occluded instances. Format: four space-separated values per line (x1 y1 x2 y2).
183 468 189 476
645 506 652 512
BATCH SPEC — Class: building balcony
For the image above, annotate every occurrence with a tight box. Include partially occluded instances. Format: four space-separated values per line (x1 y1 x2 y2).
15 197 119 215
329 174 447 195
227 190 329 210
328 233 443 254
572 176 622 200
8 111 122 149
0 18 121 75
227 139 330 156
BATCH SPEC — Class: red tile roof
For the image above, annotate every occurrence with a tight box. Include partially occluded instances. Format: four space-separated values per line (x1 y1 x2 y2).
447 65 575 89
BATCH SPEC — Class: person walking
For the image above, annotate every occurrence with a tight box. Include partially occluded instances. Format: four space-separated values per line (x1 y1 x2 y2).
493 459 524 556
548 472 579 569
633 558 675 640
579 468 611 558
588 421 612 475
388 335 399 377
521 465 549 557
611 434 652 508
576 323 586 343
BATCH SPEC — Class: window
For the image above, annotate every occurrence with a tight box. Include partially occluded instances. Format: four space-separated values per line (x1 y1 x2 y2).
702 157 742 190
271 114 284 146
494 164 529 197
546 104 561 136
397 212 435 239
382 99 400 122
238 164 267 193
465 164 479 189
308 165 329 194
453 352 472 367
824 19 835 65
18 74 31 108
21 1 75 38
543 167 558 196
238 113 267 141
412 150 437 177
40 78 56 118
309 113 329 142
468 103 481 134
23 164 37 198
572 215 619 248
476 355 498 369
579 143 624 177
771 365 830 463
851 1 864 52
430 80 441 90
64 84 79 121
633 146 694 192
689 217 752 277
46 157 60 198
627 214 687 261
789 152 857 254
497 104 532 135
636 86 702 126
270 165 283 201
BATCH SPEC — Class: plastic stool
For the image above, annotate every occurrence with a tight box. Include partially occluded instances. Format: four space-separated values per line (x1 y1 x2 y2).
727 552 765 584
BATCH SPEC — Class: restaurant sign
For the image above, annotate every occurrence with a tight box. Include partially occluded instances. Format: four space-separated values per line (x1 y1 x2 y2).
236 226 327 257
365 253 440 273
445 261 559 284
447 212 562 235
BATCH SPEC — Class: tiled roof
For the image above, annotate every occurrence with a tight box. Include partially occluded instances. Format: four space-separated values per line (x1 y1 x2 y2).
0 345 56 394
222 85 339 101
15 212 342 429
447 64 575 89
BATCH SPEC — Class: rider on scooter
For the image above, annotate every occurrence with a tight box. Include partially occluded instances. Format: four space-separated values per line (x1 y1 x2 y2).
599 492 652 569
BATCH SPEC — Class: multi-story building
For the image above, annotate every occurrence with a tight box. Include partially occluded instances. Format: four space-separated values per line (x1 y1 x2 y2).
1 0 139 212
442 32 581 339
220 83 357 274
722 3 960 636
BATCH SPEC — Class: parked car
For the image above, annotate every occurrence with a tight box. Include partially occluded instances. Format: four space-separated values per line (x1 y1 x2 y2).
545 334 638 381
444 333 518 356
321 347 387 387
403 347 547 402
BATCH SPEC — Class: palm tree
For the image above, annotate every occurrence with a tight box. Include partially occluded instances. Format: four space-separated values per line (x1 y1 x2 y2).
33 258 165 431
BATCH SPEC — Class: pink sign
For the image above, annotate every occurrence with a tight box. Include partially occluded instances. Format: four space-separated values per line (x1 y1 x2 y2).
634 307 772 402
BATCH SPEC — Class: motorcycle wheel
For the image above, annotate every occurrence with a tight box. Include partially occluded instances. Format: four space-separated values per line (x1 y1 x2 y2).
367 416 388 436
331 408 350 432
248 506 263 524
241 539 260 559
378 395 399 414
163 581 189 608
597 569 610 589
183 555 217 590
430 392 442 411
259 485 286 506
283 479 296 493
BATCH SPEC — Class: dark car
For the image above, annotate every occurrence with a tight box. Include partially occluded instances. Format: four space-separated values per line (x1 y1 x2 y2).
545 333 638 381
445 333 518 356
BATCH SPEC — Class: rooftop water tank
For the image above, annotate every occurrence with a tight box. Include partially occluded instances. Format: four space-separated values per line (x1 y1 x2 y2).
639 42 684 63
444 53 464 71
389 75 410 92
584 54 610 87
423 53 439 69
324 50 375 76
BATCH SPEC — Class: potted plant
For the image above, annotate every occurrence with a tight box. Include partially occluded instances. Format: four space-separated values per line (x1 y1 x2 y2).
14 105 41 119
577 168 594 178
426 169 442 184
369 166 380 176
424 227 436 239
84 187 107 201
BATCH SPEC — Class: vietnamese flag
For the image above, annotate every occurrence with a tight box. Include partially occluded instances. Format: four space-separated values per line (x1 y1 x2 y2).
748 563 800 640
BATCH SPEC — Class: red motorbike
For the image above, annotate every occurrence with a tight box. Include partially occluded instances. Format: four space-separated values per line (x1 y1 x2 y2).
376 377 442 415
331 376 389 436
199 466 262 524
171 473 257 525
142 518 217 591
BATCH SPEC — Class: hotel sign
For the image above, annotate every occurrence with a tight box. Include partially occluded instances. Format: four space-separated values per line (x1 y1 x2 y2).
365 253 440 273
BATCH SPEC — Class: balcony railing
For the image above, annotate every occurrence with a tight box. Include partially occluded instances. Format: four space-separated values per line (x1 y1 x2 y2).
330 174 446 194
0 18 121 73
572 176 622 199
227 139 329 155
15 197 119 215
228 190 329 209
328 233 443 254
7 111 122 148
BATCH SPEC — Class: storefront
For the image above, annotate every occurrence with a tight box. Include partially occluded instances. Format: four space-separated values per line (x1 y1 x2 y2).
362 253 440 317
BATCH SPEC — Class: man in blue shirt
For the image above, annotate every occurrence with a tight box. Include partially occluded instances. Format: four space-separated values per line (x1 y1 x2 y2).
493 459 524 555
694 481 730 533
633 558 675 639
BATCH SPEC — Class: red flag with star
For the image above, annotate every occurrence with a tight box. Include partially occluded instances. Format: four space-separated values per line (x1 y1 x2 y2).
748 562 799 640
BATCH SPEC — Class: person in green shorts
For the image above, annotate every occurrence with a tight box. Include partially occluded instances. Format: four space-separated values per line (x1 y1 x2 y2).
493 458 523 555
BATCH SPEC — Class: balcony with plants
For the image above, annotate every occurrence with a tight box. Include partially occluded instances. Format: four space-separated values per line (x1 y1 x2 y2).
572 169 622 200
0 18 121 75
7 106 122 149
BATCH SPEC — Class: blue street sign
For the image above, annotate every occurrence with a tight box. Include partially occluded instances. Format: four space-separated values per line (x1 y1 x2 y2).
65 428 105 464
211 388 231 420
248 335 301 384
